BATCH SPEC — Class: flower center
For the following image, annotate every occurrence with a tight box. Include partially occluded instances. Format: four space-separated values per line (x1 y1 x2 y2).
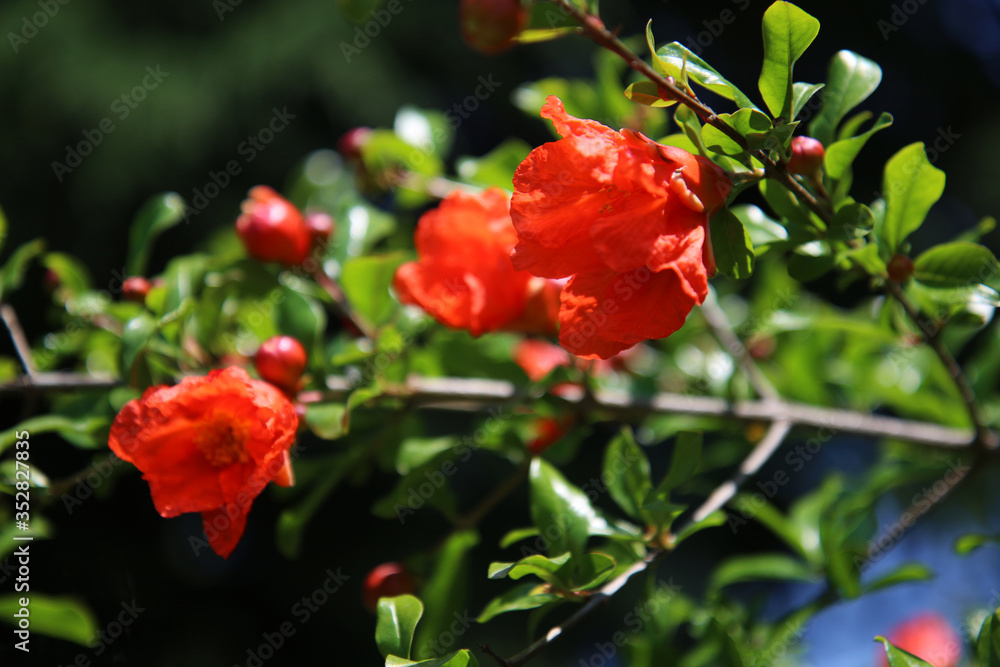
195 416 250 467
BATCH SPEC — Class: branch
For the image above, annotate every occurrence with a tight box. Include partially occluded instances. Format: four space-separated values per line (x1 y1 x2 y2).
1 304 38 378
886 281 998 451
552 0 833 227
0 372 121 396
311 267 378 340
303 375 983 449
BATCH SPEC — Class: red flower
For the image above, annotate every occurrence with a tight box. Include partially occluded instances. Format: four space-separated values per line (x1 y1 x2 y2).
878 612 961 667
527 416 571 456
511 96 732 359
394 188 559 336
236 186 312 266
108 367 298 558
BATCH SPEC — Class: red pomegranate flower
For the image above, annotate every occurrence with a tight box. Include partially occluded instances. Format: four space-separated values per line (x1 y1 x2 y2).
235 186 313 266
878 612 962 667
511 96 732 359
394 188 559 336
108 366 299 558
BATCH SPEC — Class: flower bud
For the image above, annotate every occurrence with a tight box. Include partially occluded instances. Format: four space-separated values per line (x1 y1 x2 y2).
459 0 528 55
235 186 312 266
254 335 308 395
363 562 416 611
337 127 372 161
122 276 151 303
786 136 825 177
887 254 915 283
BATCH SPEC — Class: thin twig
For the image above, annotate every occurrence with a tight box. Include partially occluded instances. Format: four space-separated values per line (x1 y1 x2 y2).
685 419 792 527
0 372 120 396
311 267 377 340
886 281 998 451
700 291 779 401
1 304 38 378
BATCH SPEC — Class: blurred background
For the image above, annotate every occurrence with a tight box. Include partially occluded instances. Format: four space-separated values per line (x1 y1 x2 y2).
2 0 1000 664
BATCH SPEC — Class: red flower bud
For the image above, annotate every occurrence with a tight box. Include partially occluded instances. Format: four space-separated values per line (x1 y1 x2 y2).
122 276 151 303
235 186 312 266
338 127 373 161
43 268 61 294
459 0 528 55
887 254 915 282
363 562 416 611
877 612 961 667
786 136 825 177
254 336 308 395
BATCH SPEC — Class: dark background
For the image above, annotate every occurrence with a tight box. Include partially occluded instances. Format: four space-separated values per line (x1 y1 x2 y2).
2 0 1000 665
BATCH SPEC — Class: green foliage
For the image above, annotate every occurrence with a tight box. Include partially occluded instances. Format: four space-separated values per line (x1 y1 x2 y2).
758 2 821 121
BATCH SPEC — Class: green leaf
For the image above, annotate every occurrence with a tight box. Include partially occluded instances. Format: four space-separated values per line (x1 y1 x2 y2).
376 595 423 660
875 636 936 666
570 552 617 590
121 312 158 374
810 50 882 146
0 238 45 299
386 650 480 667
709 553 817 594
490 552 571 584
413 530 479 660
863 562 933 593
456 139 532 190
824 112 893 179
277 286 326 355
661 430 703 494
758 2 821 120
828 203 875 242
603 428 652 520
791 81 824 120
759 180 819 236
477 582 561 623
654 42 758 110
0 594 97 647
624 80 674 108
731 205 788 250
914 242 1000 289
673 510 727 545
955 533 1000 556
529 457 601 558
341 252 407 327
0 415 110 455
126 192 185 276
710 208 755 279
304 403 347 440
977 608 1000 667
879 143 946 255
42 252 92 296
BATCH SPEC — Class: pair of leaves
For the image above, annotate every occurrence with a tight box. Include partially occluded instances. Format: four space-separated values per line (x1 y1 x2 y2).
376 595 478 667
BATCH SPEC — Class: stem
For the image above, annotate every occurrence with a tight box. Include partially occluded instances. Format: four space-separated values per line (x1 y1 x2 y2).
1 304 38 378
886 281 998 451
700 291 778 401
311 267 377 340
